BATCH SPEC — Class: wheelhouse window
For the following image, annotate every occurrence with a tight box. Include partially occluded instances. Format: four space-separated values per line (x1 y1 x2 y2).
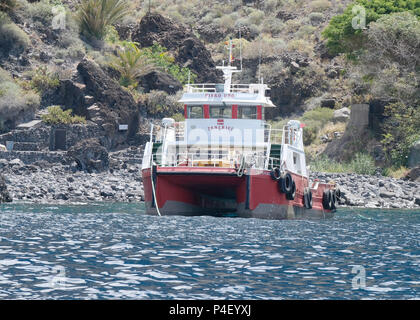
238 106 257 119
188 105 203 118
210 105 231 119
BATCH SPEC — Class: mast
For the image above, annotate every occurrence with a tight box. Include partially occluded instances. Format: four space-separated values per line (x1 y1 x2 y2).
216 38 241 93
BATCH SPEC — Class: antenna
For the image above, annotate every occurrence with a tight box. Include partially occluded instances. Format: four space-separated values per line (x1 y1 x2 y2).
258 37 262 82
239 29 243 72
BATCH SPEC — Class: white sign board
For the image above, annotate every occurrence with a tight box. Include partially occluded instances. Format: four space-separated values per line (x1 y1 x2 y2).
183 119 267 148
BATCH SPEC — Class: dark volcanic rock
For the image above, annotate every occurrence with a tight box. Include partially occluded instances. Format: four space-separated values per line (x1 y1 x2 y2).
56 79 88 117
0 174 12 203
132 13 221 83
406 166 420 182
195 23 225 43
276 10 298 21
138 70 182 94
76 58 140 148
67 138 109 173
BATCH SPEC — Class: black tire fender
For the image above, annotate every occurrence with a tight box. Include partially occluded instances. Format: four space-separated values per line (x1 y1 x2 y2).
270 167 281 181
322 190 332 210
330 189 337 210
279 172 294 194
303 187 313 209
286 180 296 200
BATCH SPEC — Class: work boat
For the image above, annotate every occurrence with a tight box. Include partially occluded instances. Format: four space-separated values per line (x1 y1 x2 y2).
141 44 339 219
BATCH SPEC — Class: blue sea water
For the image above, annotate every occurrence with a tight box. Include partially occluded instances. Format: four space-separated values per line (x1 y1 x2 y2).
0 203 419 299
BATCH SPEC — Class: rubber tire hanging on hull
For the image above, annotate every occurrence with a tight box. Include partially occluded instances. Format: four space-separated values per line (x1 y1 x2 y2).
322 190 332 210
270 167 281 180
322 189 337 210
279 172 294 194
330 189 337 210
286 180 296 200
303 187 313 209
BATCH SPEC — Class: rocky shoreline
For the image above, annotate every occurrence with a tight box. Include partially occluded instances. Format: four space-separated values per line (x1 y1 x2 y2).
312 172 420 209
0 147 145 204
1 156 419 210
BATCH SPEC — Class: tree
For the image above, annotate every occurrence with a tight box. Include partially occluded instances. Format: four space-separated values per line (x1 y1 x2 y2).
110 42 155 88
322 0 420 57
351 12 420 105
77 0 131 41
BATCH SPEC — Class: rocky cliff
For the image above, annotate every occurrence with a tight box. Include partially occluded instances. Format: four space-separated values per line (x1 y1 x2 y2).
0 174 12 203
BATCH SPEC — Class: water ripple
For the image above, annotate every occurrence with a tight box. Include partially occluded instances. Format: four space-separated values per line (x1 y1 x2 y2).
0 203 419 299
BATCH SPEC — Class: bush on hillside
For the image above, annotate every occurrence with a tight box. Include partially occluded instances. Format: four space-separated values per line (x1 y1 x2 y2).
29 66 60 93
41 106 86 125
0 0 16 12
382 102 420 168
0 13 29 56
310 153 376 175
77 0 131 41
142 90 183 118
322 0 420 56
110 42 155 88
140 43 197 85
0 68 40 132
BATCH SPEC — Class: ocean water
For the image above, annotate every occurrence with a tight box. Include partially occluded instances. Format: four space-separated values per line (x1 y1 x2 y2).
0 203 419 300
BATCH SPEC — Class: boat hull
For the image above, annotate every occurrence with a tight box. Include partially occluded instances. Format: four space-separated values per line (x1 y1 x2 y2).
142 167 335 220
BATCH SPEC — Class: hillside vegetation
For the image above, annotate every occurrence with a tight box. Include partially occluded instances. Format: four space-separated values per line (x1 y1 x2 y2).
0 0 418 176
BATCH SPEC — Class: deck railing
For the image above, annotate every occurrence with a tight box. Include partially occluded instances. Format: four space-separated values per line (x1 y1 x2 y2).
153 151 280 170
184 83 265 94
149 122 285 170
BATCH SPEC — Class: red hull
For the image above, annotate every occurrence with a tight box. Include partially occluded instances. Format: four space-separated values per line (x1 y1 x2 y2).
142 166 335 219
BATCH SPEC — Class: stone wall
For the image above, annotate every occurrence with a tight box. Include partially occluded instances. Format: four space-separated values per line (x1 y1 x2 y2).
0 151 67 165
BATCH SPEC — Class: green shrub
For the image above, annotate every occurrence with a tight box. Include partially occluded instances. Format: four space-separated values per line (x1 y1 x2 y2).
0 0 16 12
303 124 319 146
301 107 334 127
309 12 324 25
41 106 87 124
322 0 420 56
0 17 29 56
25 0 54 26
0 68 40 127
143 90 183 118
381 102 420 167
309 0 331 12
140 43 197 85
310 153 376 175
77 0 131 41
349 153 376 175
29 66 60 93
110 42 155 88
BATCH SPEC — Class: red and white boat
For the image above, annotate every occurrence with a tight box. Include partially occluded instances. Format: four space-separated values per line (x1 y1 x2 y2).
141 42 339 219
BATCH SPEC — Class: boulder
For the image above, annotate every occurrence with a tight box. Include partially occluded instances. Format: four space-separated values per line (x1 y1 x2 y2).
56 79 88 117
0 174 12 203
408 140 420 168
321 98 336 109
323 104 370 161
415 195 420 206
406 166 420 182
77 58 140 148
132 13 221 83
138 70 182 94
67 138 109 173
333 107 350 122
